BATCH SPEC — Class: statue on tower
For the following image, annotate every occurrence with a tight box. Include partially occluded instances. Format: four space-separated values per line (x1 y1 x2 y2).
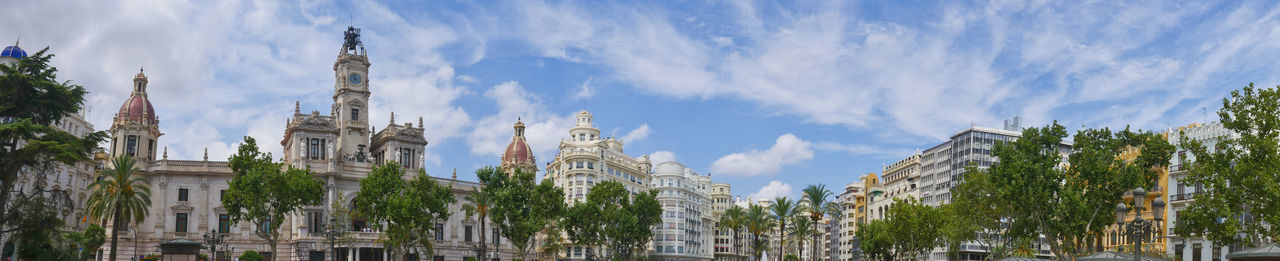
341 26 365 55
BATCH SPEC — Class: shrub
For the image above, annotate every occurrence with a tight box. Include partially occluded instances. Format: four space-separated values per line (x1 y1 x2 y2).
239 250 263 261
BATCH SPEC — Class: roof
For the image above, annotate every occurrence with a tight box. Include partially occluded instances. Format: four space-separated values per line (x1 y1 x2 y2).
1 45 26 59
1227 243 1280 261
997 257 1056 261
503 139 533 163
1079 251 1167 261
117 94 157 123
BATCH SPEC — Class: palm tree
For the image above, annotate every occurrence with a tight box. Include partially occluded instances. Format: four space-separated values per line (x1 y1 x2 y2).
719 205 747 261
770 197 799 261
790 214 814 261
461 186 493 260
86 156 152 261
802 185 833 261
745 204 775 261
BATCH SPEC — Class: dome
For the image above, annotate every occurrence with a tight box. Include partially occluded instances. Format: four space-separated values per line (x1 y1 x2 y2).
1 45 26 59
503 139 533 163
117 95 156 123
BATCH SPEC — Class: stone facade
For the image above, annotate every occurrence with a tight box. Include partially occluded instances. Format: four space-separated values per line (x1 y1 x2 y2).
97 27 519 261
542 110 653 260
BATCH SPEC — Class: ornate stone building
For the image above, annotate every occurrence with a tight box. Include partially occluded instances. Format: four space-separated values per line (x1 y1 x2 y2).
650 161 713 261
542 110 653 260
499 119 536 175
99 27 518 261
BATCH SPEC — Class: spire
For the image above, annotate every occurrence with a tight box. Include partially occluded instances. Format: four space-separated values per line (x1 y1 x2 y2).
294 101 300 114
418 116 423 128
162 146 168 160
452 168 457 180
390 112 395 124
203 148 209 161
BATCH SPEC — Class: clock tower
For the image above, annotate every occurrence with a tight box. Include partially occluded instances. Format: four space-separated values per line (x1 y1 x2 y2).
333 26 371 158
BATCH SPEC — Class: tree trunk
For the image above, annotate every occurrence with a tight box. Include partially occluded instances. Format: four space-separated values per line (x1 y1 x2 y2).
109 204 121 261
269 238 278 261
476 216 483 261
778 220 786 261
812 225 819 261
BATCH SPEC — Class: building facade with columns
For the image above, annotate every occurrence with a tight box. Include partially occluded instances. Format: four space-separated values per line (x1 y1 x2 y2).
98 27 519 261
541 110 654 260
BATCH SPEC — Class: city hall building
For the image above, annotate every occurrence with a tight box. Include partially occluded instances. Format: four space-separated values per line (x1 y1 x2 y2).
98 27 521 261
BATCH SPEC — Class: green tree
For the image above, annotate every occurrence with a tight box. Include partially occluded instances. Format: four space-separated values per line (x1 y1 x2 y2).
789 214 813 260
86 156 152 261
985 123 1171 260
12 195 76 261
745 204 775 261
478 167 566 260
802 185 833 261
223 137 324 261
65 224 107 261
770 197 799 261
943 167 1020 260
0 47 106 258
1176 83 1280 246
461 180 494 260
887 198 945 261
857 219 892 261
563 181 661 260
327 193 356 257
718 205 746 261
354 162 455 261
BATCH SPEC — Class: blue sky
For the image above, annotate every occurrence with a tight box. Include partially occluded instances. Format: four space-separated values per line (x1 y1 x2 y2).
4 0 1280 200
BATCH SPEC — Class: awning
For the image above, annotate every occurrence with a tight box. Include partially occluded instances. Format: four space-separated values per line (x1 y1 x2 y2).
1078 251 1167 261
1226 243 1280 261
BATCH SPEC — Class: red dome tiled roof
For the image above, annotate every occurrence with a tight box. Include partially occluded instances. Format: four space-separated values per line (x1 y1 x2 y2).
503 139 533 163
117 95 156 123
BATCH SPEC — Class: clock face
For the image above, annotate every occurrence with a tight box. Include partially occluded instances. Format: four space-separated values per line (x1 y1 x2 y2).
348 73 363 85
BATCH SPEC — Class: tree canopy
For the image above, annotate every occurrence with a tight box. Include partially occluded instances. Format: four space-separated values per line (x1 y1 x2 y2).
223 136 324 261
478 167 566 260
354 162 455 261
563 181 661 260
1176 83 1280 246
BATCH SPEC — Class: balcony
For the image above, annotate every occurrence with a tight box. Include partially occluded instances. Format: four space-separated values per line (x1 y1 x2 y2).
1170 192 1200 203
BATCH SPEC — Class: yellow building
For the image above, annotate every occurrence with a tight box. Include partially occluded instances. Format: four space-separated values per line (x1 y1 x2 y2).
1102 146 1170 256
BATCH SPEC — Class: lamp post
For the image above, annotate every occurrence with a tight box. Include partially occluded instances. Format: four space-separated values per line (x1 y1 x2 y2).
203 230 225 261
324 218 340 261
1115 187 1166 261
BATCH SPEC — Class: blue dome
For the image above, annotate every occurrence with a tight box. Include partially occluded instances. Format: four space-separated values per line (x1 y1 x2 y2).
2 46 27 59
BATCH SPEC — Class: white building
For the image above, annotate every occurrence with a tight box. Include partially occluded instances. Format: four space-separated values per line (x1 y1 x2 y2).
1165 122 1236 261
835 181 864 261
542 110 653 260
96 27 519 261
711 183 744 261
650 161 714 261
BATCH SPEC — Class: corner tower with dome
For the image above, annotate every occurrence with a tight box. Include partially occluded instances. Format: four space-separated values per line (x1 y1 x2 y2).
500 119 537 175
542 110 654 260
97 27 519 261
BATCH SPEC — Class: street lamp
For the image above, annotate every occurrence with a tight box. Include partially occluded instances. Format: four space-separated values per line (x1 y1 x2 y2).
203 230 225 261
1115 187 1166 261
324 218 341 261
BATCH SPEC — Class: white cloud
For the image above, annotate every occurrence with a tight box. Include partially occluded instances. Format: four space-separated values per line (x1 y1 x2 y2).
814 142 914 158
1 0 476 164
749 180 793 202
572 76 594 100
506 1 1278 141
621 123 651 143
466 81 576 167
709 133 813 177
649 150 676 165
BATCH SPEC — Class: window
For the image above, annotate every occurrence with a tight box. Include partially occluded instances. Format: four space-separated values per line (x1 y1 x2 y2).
178 188 189 201
434 223 444 240
493 229 500 244
176 213 189 232
309 138 326 160
218 214 230 233
260 216 272 233
309 212 324 234
587 162 594 169
465 225 473 242
148 139 155 159
112 138 117 156
351 107 360 121
126 135 138 156
400 148 414 168
220 190 226 201
576 162 584 169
